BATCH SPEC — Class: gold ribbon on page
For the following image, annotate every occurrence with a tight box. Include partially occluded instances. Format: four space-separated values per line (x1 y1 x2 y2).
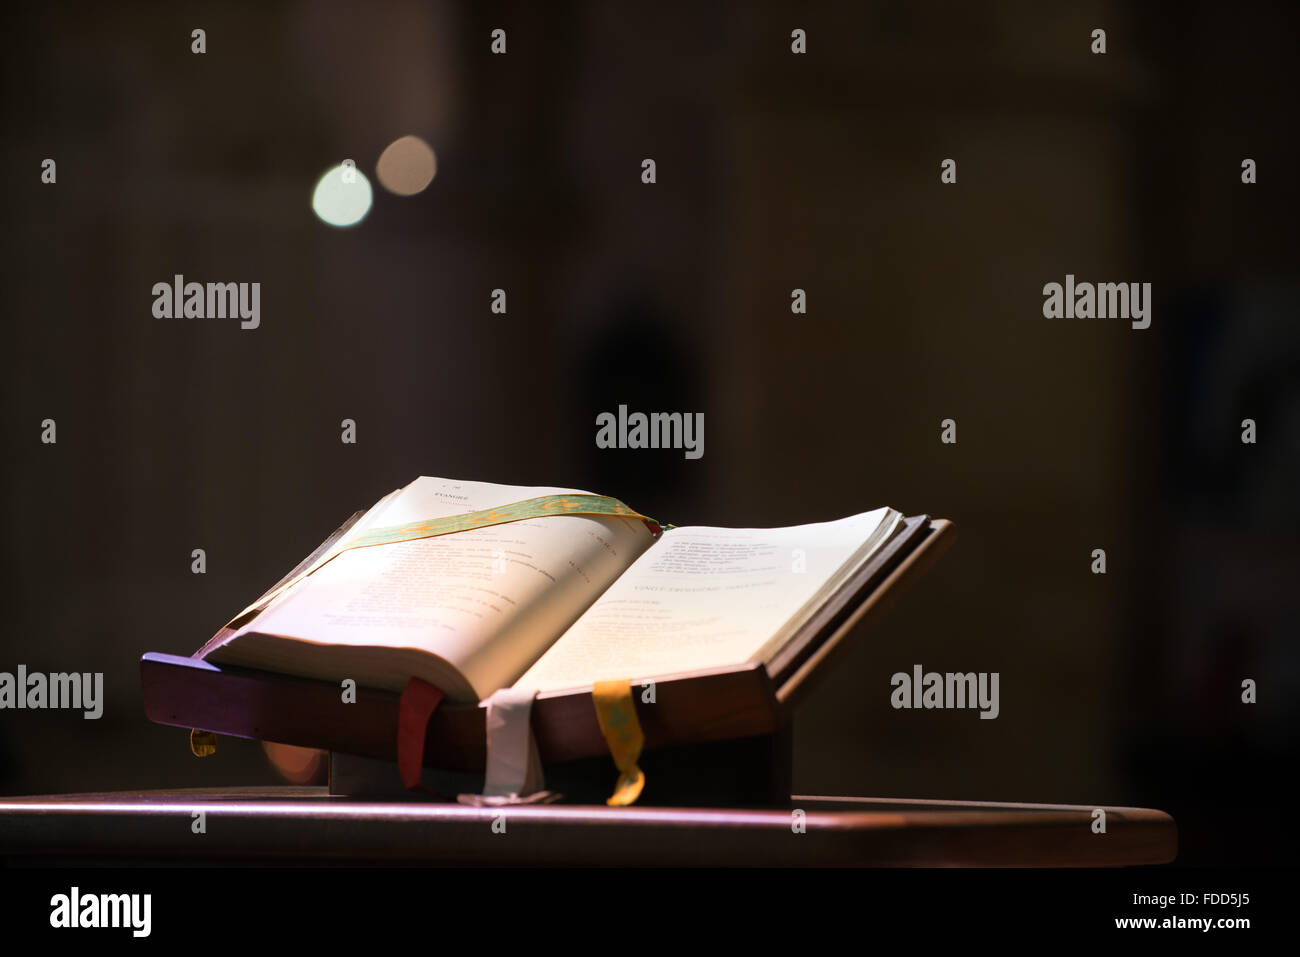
344 494 664 548
229 493 672 627
592 679 646 806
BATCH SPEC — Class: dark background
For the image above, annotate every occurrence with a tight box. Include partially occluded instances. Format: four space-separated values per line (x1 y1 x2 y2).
2 0 1296 867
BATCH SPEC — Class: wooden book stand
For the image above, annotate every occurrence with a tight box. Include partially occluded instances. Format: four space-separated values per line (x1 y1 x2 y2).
141 515 954 807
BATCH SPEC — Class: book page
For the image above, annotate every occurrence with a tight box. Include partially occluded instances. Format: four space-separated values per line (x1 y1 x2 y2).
512 508 901 694
219 485 406 628
210 476 657 700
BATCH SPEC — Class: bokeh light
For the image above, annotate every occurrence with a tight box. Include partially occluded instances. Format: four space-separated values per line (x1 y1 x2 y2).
311 162 373 227
376 135 437 196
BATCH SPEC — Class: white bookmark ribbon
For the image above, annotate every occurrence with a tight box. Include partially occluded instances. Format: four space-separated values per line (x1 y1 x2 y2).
458 687 551 806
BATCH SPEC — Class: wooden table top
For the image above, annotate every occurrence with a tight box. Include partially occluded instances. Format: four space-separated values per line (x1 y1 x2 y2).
0 788 1176 866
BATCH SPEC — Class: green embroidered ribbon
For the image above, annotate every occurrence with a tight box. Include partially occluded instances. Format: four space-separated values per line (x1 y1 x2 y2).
345 493 665 549
231 493 670 625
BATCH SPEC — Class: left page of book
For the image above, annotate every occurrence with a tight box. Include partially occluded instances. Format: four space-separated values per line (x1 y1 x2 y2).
205 476 657 702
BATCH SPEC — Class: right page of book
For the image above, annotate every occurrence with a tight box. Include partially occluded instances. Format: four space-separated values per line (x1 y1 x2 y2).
512 507 902 694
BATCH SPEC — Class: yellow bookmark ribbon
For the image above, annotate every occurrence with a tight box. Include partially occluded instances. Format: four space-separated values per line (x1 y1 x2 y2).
189 729 217 757
228 493 671 630
592 679 645 806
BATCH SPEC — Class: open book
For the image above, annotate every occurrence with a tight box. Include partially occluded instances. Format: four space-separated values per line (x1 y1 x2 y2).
202 476 905 704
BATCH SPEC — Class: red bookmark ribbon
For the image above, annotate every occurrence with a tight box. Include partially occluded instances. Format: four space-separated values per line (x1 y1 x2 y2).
397 677 446 791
